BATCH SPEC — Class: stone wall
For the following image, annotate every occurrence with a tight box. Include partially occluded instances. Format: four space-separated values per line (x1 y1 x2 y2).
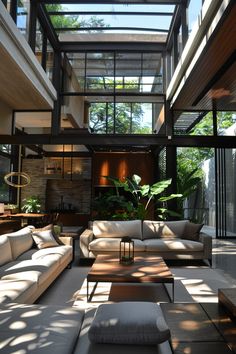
21 158 47 210
21 158 91 213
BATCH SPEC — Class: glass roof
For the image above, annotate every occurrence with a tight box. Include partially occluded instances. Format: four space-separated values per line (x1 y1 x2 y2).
45 3 175 36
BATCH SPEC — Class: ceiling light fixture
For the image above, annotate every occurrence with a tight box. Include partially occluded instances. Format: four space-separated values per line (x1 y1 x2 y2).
4 172 31 188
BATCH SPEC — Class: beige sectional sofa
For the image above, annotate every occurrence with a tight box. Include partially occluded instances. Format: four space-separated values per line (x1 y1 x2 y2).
0 225 73 304
80 219 212 264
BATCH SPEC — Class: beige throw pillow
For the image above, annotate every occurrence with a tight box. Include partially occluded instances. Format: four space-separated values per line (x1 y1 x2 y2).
33 224 63 245
32 229 59 249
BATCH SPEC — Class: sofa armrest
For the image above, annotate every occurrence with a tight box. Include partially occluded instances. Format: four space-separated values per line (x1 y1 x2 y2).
80 229 94 258
199 232 212 261
59 236 73 247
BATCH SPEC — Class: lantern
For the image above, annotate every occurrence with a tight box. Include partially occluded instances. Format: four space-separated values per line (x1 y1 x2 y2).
119 236 134 265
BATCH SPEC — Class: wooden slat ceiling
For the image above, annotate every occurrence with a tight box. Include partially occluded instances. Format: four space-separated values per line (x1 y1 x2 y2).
172 2 236 112
0 46 53 110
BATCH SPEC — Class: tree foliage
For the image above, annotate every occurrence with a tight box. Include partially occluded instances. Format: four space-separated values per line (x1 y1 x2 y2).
176 111 235 220
90 102 151 134
46 4 107 30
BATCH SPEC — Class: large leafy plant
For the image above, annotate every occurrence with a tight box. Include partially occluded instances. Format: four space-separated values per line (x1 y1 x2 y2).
21 196 41 213
99 175 182 220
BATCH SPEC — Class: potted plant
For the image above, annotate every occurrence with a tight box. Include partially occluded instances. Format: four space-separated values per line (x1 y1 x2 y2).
21 195 42 213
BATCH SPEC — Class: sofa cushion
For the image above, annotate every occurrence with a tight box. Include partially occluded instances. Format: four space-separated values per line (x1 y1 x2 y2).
0 303 85 354
0 235 13 265
32 229 59 249
0 256 60 285
143 220 188 240
33 223 64 245
88 302 170 345
89 238 145 253
32 245 72 265
93 220 142 239
183 222 203 241
6 226 33 260
0 278 37 304
143 239 203 252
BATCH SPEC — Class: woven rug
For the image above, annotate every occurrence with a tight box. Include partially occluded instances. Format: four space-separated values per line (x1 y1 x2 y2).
72 267 236 310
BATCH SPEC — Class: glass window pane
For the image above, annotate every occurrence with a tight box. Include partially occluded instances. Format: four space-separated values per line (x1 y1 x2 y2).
188 0 202 33
177 147 214 224
17 0 30 39
217 112 236 136
174 112 213 136
0 155 10 203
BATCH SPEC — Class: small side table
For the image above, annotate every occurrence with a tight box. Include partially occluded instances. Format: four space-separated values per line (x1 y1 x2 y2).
60 226 83 261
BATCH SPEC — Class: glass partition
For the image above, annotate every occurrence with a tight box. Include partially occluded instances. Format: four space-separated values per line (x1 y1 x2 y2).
17 0 30 39
217 111 236 136
0 153 11 203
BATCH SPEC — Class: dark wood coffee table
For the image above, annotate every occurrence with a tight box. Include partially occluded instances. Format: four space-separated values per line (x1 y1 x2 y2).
86 254 174 302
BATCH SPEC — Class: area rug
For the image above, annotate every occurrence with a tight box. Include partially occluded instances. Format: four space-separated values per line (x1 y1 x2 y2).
72 267 236 309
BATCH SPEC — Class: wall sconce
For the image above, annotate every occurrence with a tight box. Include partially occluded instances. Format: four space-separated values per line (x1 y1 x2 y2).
119 236 134 265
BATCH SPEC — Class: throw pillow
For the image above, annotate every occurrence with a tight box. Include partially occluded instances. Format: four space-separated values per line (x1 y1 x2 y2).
33 224 63 245
32 229 59 249
183 221 203 241
88 302 170 345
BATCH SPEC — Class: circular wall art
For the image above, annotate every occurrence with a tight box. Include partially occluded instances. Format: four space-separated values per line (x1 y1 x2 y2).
4 172 31 188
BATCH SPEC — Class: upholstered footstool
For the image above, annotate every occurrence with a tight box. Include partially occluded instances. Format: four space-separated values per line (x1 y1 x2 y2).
73 302 172 354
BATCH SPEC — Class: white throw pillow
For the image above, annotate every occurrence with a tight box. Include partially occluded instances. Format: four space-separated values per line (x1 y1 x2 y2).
88 302 170 345
32 229 59 249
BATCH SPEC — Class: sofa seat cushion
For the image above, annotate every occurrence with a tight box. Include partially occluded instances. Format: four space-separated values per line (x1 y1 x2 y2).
0 278 37 304
6 226 33 260
32 245 72 265
0 235 13 265
89 238 145 252
0 303 85 354
143 220 188 240
0 257 60 285
93 220 142 240
143 239 203 252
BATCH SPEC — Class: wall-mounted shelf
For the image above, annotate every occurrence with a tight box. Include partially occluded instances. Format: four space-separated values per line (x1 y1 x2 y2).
44 157 91 179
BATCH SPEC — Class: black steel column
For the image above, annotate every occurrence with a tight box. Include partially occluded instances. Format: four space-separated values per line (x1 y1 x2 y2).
215 147 219 238
41 30 47 70
166 146 177 218
10 0 17 23
51 50 62 136
2 0 7 8
181 3 188 50
165 99 173 138
28 0 38 52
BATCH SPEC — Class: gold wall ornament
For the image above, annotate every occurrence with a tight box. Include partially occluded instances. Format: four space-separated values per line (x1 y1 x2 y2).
4 172 31 188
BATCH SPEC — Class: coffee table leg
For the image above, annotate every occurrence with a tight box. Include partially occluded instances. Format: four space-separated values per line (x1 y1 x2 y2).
87 279 98 302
